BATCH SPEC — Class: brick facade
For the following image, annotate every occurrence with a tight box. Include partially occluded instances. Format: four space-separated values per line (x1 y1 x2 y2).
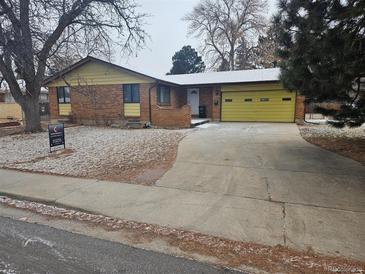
212 85 221 121
151 105 191 128
48 81 305 127
70 84 122 125
49 87 59 120
199 87 213 119
49 83 193 128
295 94 306 124
150 86 191 128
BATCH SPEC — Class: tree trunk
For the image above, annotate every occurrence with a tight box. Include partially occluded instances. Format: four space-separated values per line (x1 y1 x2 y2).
21 97 42 133
229 50 235 71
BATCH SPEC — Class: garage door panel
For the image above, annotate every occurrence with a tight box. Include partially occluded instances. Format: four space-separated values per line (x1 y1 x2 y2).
222 90 295 122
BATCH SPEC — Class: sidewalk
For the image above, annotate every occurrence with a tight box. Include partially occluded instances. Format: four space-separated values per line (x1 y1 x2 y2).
0 168 364 262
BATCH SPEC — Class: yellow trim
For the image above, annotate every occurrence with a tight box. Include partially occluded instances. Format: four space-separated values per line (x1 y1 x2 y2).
124 103 140 117
59 104 71 116
48 61 154 87
221 90 295 122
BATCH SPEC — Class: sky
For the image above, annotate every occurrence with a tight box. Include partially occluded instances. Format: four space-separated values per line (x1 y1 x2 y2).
115 0 278 76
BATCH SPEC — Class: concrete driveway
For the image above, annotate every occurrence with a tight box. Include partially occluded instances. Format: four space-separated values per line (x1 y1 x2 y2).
1 123 364 261
157 123 365 260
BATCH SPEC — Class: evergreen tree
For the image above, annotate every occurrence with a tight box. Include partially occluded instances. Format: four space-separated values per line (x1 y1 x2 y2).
274 0 365 127
168 46 205 75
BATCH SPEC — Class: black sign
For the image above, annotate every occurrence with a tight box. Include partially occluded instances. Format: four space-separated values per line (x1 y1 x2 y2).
48 123 65 152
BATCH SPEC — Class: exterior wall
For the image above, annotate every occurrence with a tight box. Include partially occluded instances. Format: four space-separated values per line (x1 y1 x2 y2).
48 61 153 87
49 87 59 120
199 87 213 118
49 83 153 125
151 105 191 128
212 85 221 121
0 103 22 120
0 93 4 102
70 84 122 125
295 94 306 124
150 86 191 128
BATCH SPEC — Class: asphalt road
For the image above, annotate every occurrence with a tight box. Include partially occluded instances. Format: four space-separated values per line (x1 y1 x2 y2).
0 217 240 274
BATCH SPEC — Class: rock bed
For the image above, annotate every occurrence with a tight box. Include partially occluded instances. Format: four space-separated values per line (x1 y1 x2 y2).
300 124 365 139
0 126 190 184
299 124 365 165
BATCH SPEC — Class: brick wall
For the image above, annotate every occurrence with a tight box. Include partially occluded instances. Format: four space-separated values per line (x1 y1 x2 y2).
48 83 154 125
199 87 213 118
295 94 305 124
139 83 151 122
49 87 59 120
212 85 221 121
151 105 191 128
70 84 122 124
150 86 191 128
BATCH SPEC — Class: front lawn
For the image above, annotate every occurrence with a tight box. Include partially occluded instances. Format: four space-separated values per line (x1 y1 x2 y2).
0 126 190 185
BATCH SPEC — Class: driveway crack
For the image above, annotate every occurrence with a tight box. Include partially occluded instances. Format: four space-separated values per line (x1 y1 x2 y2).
282 203 287 246
263 177 272 201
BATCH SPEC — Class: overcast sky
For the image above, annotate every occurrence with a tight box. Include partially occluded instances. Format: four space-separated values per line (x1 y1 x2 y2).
115 0 278 76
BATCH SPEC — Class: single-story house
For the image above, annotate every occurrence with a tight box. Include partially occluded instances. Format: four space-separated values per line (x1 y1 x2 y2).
44 56 305 128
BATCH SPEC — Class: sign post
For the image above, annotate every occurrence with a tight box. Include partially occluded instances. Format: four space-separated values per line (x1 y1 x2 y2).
48 123 65 153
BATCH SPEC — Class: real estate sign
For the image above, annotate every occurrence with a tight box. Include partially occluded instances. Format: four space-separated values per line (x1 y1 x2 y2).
48 123 65 152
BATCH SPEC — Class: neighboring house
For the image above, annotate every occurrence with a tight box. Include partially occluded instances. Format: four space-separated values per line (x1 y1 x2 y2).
44 56 305 128
0 87 49 104
0 82 49 120
0 82 23 120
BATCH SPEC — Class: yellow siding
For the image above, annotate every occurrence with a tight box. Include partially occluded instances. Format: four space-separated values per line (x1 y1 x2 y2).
222 90 296 122
48 61 154 87
222 82 284 92
59 104 72 116
124 103 140 117
0 103 22 120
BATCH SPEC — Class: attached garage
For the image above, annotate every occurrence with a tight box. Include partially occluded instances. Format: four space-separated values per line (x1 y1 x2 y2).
221 82 296 122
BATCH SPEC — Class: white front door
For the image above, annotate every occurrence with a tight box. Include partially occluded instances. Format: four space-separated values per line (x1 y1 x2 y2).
187 88 199 115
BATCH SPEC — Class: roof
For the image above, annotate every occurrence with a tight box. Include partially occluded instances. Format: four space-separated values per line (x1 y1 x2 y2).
44 56 281 87
159 68 280 86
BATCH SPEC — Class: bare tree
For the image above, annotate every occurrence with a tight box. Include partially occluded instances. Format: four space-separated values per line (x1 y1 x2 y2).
236 24 280 69
184 0 267 71
235 37 256 69
252 24 280 69
0 0 147 132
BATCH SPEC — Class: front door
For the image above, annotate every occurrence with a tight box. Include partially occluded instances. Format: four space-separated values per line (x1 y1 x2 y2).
187 88 199 115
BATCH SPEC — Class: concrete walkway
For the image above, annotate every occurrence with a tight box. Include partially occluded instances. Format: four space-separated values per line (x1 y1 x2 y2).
0 123 364 262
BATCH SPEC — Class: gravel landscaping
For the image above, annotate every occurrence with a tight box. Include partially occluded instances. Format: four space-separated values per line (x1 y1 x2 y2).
300 124 365 165
0 126 190 184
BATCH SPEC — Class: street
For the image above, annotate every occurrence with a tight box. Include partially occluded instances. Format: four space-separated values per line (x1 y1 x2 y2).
0 216 239 274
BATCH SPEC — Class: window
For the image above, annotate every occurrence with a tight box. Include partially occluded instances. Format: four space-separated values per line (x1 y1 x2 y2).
282 97 292 101
260 98 269 102
123 84 140 103
225 99 233 102
57 87 70 104
244 98 253 102
157 85 171 105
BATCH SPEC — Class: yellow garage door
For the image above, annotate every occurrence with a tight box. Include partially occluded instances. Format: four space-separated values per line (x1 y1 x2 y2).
222 90 296 122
